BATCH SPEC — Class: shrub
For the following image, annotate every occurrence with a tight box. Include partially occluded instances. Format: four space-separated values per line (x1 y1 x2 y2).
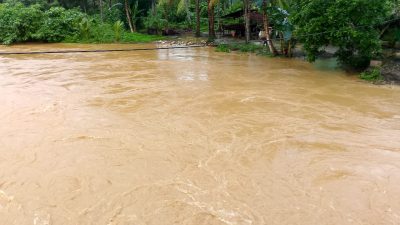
216 43 271 55
37 7 84 42
0 3 43 44
292 0 392 70
359 68 383 82
0 3 162 45
216 44 231 52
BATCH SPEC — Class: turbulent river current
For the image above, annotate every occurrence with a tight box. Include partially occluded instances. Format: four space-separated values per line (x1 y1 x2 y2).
0 44 400 225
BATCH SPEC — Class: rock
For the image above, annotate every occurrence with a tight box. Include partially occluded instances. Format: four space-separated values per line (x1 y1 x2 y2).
395 42 400 49
394 52 400 59
381 60 400 84
382 41 391 48
370 60 383 67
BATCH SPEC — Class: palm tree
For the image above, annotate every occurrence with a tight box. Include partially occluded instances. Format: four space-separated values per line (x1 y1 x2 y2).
130 0 142 32
125 0 134 32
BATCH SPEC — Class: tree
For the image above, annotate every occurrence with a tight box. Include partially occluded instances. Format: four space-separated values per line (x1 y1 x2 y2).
130 0 141 32
183 0 191 27
269 0 294 56
244 0 250 43
208 0 217 40
195 0 201 37
124 0 134 32
258 0 277 54
292 0 392 69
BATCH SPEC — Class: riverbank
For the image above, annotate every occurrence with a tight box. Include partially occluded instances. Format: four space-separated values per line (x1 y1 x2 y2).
361 49 400 84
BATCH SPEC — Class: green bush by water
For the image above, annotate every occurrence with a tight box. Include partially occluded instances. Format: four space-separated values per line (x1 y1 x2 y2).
216 43 271 56
0 3 44 44
215 44 231 53
38 7 84 43
64 21 163 44
359 68 384 82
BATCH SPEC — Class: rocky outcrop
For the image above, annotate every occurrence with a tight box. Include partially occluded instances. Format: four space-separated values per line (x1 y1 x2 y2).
381 59 400 84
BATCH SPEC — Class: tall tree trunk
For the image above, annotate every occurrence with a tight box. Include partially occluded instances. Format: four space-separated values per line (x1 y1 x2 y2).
109 0 112 8
244 0 250 43
125 0 134 32
262 0 277 55
195 0 201 37
207 0 216 40
279 31 285 54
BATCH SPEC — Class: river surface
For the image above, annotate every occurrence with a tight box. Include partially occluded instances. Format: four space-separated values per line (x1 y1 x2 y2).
0 43 400 225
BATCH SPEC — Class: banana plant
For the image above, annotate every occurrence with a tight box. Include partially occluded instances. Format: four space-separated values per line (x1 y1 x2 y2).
113 20 124 42
255 0 294 56
255 0 277 55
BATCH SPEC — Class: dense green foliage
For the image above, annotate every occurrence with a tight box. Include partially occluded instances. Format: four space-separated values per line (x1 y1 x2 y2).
0 2 43 44
38 7 84 42
291 0 393 69
0 1 162 44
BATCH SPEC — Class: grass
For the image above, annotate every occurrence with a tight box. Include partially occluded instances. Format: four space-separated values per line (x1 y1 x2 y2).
64 32 164 44
216 43 272 56
64 23 164 44
121 32 164 43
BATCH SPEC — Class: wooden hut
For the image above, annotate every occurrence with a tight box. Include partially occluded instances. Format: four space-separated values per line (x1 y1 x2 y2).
220 9 264 39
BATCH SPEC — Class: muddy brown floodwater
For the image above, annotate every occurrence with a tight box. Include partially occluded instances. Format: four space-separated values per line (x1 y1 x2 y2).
0 43 400 225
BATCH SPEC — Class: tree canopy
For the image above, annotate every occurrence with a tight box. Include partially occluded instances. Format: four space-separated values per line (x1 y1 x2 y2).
292 0 395 69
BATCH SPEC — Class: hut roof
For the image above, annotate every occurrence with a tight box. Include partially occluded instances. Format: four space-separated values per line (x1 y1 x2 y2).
222 9 263 24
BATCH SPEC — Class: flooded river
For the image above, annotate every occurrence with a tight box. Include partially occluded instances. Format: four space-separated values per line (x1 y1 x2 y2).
0 44 400 225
